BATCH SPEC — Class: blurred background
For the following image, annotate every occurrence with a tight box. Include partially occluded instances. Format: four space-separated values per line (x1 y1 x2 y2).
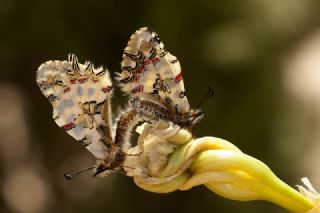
1 0 320 212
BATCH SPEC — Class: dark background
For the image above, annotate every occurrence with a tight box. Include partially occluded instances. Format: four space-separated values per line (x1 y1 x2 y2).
1 0 320 212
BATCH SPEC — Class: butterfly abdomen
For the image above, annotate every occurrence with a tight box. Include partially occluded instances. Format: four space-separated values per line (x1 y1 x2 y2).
136 99 173 122
115 109 139 147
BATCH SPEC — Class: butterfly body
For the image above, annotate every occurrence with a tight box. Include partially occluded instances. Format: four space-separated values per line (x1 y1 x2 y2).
36 27 203 177
128 96 203 129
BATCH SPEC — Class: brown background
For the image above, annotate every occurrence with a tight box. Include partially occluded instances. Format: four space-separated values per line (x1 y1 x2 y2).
1 0 320 212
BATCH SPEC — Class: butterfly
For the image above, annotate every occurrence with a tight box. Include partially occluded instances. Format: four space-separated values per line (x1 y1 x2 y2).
36 27 204 178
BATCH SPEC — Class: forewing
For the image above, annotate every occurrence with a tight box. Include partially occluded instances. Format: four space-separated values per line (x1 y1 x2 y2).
116 27 190 114
36 54 112 159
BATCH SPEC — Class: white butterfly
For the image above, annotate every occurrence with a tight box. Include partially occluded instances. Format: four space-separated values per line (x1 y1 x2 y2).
36 27 204 178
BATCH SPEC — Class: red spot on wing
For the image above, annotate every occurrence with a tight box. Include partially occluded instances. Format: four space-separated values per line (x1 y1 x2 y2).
134 75 140 83
133 85 143 93
64 87 71 93
144 59 151 65
70 79 77 84
102 86 112 93
138 66 145 74
78 78 88 84
63 122 76 131
152 57 160 64
175 73 183 83
137 85 143 92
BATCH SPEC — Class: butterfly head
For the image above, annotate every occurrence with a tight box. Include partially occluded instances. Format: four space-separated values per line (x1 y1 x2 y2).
93 148 125 177
179 108 204 128
63 150 124 179
93 163 115 177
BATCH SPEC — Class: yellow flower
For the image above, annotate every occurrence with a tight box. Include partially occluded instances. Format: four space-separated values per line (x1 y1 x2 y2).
297 178 320 213
124 121 316 213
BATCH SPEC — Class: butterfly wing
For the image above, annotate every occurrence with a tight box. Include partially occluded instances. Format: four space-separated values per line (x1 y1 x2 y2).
36 54 113 159
116 27 190 114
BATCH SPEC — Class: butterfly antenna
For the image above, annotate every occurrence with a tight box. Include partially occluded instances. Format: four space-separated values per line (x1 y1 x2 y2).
64 166 96 180
196 86 215 108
